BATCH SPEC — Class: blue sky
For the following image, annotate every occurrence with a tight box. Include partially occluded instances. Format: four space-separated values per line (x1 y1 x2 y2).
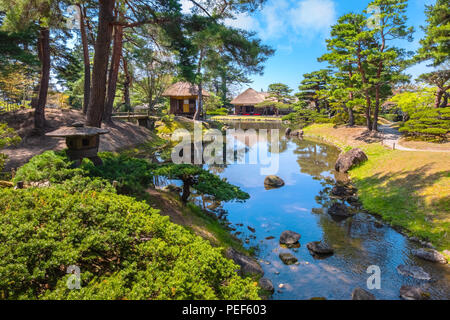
217 0 436 93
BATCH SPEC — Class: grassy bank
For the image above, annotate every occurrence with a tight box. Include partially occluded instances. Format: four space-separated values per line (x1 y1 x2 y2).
304 124 450 251
211 115 282 122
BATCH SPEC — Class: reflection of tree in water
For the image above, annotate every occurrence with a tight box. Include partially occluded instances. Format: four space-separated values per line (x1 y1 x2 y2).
268 136 289 154
293 140 340 179
315 213 390 274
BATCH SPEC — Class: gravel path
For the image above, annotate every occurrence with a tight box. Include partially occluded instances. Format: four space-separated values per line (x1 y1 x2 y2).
378 124 450 152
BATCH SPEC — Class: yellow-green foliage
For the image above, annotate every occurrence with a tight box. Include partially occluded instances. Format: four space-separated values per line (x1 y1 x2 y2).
0 122 21 170
349 145 450 249
303 123 450 250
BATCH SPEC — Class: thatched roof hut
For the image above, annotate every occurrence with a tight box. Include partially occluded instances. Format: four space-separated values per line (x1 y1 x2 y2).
162 82 211 116
230 88 269 106
162 82 211 98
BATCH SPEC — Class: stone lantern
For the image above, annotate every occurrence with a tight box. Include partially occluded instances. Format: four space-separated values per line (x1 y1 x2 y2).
46 122 109 166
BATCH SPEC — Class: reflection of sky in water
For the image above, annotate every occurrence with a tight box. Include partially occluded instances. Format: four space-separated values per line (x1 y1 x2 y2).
206 123 450 300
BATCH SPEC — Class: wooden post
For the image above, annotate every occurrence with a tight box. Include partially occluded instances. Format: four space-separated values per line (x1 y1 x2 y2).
393 143 396 150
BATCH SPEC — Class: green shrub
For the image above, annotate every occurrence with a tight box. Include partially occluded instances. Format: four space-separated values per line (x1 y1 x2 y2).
382 114 401 122
0 188 259 300
0 122 21 171
207 108 229 116
13 151 84 184
82 152 155 195
399 107 450 141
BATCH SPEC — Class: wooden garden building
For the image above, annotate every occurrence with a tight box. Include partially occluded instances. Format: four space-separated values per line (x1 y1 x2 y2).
231 88 270 115
162 82 210 117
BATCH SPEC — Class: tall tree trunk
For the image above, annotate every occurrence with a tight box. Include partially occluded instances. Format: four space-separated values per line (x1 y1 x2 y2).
435 87 444 108
122 56 131 112
441 92 448 108
356 46 372 130
346 105 354 126
34 28 50 133
372 84 380 132
372 32 385 132
104 13 123 123
193 49 204 121
86 0 115 127
347 71 355 127
78 4 91 115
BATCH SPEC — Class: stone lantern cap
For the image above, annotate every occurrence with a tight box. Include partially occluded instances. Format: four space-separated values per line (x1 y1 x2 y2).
46 122 109 138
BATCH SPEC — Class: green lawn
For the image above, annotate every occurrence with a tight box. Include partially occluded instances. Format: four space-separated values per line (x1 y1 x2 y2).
304 124 450 251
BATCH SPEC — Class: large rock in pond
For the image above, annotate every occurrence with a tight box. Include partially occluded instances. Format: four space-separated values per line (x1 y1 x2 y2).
306 241 334 255
279 253 298 265
400 286 430 300
225 248 264 276
279 230 301 247
412 248 447 264
264 175 285 189
396 265 431 280
351 287 376 300
259 278 274 294
335 148 368 173
331 184 357 198
327 202 352 218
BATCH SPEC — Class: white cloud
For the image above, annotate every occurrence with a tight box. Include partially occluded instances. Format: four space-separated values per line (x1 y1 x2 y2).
224 12 261 31
259 0 291 40
190 0 337 43
229 0 336 41
180 0 194 14
289 0 336 37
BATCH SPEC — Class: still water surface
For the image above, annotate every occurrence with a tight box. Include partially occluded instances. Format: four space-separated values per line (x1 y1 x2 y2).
204 121 450 300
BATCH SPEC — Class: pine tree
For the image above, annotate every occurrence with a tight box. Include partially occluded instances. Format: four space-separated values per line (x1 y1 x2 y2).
416 0 450 67
364 0 414 131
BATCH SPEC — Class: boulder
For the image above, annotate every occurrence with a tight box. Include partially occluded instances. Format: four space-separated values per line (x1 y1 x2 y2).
225 248 264 276
327 202 352 218
335 148 368 173
399 286 430 300
285 128 292 136
306 241 334 255
412 248 447 264
279 253 298 265
279 230 301 247
291 130 304 137
351 288 376 300
258 278 274 294
331 184 356 198
396 265 431 280
264 175 285 189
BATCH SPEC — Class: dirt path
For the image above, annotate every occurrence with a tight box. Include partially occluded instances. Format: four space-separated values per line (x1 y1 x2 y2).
1 109 153 170
378 124 450 152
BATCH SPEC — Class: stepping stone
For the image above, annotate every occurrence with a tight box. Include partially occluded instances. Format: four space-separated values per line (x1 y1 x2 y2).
351 287 376 300
397 265 431 280
258 278 274 294
279 253 298 265
279 230 301 247
412 248 447 264
400 286 430 300
306 241 334 255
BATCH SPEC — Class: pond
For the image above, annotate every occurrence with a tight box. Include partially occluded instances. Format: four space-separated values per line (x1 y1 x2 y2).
207 121 450 300
161 120 450 300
